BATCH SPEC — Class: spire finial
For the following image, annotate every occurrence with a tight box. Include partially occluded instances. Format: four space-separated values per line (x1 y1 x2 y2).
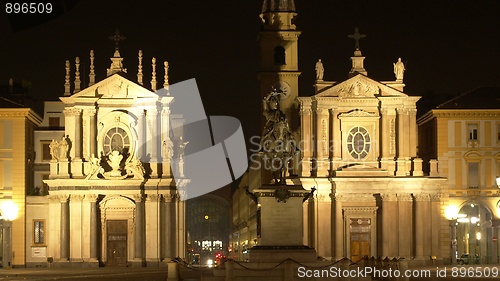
74 57 81 93
89 50 95 86
108 29 126 51
151 57 157 91
137 50 144 85
163 61 169 89
348 27 366 51
64 60 71 96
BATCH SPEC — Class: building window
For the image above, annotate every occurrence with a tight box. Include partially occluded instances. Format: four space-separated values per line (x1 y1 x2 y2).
468 162 479 188
468 123 478 140
48 117 60 128
33 220 45 245
347 126 371 160
103 126 130 155
41 140 52 161
274 46 285 65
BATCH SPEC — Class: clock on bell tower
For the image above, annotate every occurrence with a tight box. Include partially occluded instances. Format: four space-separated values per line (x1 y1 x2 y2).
258 0 301 131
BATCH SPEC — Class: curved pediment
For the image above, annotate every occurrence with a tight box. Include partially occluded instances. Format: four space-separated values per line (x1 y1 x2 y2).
315 74 407 98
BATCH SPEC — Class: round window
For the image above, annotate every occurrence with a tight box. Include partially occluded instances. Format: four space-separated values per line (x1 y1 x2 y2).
103 127 130 155
346 126 371 160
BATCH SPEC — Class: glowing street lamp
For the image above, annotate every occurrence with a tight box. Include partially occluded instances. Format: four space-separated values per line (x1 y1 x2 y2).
1 200 18 269
445 205 459 265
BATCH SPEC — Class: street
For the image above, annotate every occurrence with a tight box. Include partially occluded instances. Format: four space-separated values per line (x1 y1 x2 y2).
0 267 168 281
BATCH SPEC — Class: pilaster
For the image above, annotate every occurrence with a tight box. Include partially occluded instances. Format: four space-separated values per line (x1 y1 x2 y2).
381 193 398 258
315 106 329 177
397 193 412 258
414 193 431 260
299 102 312 177
145 194 161 265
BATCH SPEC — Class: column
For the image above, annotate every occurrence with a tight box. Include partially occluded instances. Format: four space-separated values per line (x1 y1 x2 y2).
414 194 431 260
314 191 332 259
69 195 84 261
430 194 442 259
396 108 407 176
133 194 144 262
398 193 412 258
147 108 159 177
299 101 312 177
162 193 174 259
381 194 398 258
88 194 98 261
315 106 329 177
137 109 146 160
334 195 344 260
408 108 417 158
145 194 161 265
74 108 83 160
175 193 186 258
161 105 172 177
331 107 342 170
492 220 500 264
87 108 100 158
380 107 396 173
59 195 70 261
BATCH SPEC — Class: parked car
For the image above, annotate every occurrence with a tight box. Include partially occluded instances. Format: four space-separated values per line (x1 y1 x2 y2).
458 254 469 265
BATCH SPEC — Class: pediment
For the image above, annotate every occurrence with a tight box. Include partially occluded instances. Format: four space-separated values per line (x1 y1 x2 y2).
60 74 160 104
315 74 407 98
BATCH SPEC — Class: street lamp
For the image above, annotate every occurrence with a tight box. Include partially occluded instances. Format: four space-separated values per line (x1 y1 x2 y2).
0 201 18 269
445 205 459 265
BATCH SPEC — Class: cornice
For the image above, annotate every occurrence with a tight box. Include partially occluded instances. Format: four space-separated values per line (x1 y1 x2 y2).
0 108 42 125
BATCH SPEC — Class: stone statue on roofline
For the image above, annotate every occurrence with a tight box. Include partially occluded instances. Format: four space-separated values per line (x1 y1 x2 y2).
393 57 405 81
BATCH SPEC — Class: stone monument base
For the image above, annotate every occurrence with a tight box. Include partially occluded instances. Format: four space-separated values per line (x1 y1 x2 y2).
249 245 317 263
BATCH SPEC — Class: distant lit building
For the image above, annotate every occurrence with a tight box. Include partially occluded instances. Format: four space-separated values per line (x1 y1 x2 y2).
186 193 230 264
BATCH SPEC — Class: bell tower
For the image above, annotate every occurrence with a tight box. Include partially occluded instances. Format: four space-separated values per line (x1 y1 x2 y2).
258 0 301 130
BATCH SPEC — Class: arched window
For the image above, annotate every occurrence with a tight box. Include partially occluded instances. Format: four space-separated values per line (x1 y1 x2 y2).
274 46 285 65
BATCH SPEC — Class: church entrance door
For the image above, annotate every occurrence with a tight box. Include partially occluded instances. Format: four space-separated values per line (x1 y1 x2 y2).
106 220 128 266
349 218 371 262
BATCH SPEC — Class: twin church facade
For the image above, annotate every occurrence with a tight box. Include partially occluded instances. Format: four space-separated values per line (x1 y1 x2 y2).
1 0 499 268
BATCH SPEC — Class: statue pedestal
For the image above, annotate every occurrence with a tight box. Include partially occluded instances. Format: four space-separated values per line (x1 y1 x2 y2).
249 184 316 262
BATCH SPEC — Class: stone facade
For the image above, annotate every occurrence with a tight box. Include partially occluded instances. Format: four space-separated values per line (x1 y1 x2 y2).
30 49 188 267
231 1 450 265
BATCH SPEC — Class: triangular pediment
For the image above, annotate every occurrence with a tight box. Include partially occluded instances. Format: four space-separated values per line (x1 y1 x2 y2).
60 73 161 104
315 74 407 98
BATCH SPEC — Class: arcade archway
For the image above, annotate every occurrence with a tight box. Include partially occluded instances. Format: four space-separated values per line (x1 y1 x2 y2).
456 201 493 264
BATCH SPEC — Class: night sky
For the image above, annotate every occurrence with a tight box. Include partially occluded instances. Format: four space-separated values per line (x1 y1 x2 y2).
1 0 500 142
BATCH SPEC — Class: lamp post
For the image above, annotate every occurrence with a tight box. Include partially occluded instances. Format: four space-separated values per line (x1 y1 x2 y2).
1 201 19 269
445 205 459 265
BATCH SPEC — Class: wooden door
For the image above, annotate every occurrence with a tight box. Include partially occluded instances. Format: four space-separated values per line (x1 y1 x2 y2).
349 218 371 262
106 220 128 266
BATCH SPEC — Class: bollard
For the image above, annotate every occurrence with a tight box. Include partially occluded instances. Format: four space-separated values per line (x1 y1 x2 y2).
225 259 234 281
398 259 409 281
167 261 179 281
341 259 351 281
284 260 294 281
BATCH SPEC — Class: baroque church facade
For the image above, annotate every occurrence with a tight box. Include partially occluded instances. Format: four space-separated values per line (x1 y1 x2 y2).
232 0 451 265
26 44 188 267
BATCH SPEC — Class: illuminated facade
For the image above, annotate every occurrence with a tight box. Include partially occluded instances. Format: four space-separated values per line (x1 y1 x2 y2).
232 0 451 265
418 87 500 264
0 91 42 267
24 46 188 267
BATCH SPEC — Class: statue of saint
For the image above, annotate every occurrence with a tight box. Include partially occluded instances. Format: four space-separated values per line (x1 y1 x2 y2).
59 136 69 160
393 57 405 81
177 136 189 161
262 90 285 138
49 139 58 160
315 59 324 81
163 138 174 160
